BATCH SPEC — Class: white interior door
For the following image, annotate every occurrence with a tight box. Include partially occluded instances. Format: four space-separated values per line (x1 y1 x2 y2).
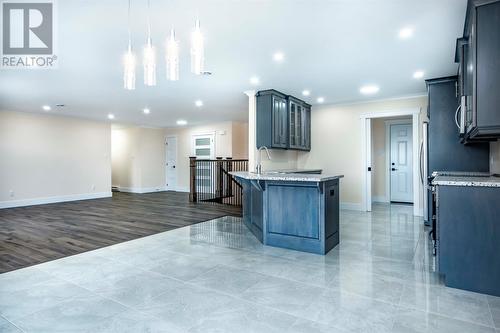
166 136 177 191
192 134 215 193
390 124 413 203
366 118 372 211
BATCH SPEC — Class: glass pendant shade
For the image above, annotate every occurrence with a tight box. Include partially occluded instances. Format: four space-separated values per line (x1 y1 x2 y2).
143 37 156 86
190 19 204 75
123 45 136 90
166 29 179 81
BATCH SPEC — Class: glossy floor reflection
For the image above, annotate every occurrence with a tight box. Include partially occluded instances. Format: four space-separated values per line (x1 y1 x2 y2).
1 204 499 332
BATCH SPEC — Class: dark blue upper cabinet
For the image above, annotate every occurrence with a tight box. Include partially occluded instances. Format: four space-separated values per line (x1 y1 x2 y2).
256 90 288 149
256 89 311 151
288 97 311 151
426 77 490 172
457 0 500 142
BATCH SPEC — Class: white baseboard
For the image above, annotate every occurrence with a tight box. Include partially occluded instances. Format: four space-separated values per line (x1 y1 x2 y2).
372 195 389 203
340 202 364 211
0 192 112 209
116 186 167 194
173 186 189 193
115 185 189 193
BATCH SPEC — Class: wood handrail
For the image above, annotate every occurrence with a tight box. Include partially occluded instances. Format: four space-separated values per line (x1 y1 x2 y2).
189 157 248 206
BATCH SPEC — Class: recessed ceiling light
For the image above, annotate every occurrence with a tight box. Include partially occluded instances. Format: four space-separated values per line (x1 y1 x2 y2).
316 97 325 103
42 105 51 111
108 113 115 120
143 108 150 114
273 52 284 62
302 90 310 96
413 70 424 79
249 76 260 85
176 119 187 126
360 85 380 95
195 100 203 107
398 27 413 39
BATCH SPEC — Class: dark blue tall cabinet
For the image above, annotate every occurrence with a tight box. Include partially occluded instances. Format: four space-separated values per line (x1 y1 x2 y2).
425 77 490 222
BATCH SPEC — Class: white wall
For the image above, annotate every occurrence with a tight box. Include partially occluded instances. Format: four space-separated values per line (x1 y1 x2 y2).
296 96 428 210
164 121 249 191
111 126 166 192
0 111 112 208
232 122 249 160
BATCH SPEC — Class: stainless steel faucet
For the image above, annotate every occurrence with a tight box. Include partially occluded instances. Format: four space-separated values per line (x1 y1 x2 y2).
256 146 271 174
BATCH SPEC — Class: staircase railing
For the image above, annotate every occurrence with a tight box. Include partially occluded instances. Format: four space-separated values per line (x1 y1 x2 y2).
189 157 248 207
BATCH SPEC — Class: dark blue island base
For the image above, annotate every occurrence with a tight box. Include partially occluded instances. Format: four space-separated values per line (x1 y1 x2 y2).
233 173 342 255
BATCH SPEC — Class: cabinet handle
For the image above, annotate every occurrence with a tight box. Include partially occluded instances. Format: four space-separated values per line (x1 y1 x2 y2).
419 142 424 185
454 104 461 130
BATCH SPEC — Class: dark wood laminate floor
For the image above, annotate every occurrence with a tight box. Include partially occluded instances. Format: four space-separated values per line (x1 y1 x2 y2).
0 191 241 273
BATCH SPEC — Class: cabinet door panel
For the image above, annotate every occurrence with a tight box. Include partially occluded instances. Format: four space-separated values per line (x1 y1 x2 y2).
476 3 500 128
272 97 280 147
304 108 311 150
271 96 287 148
325 182 339 238
281 99 288 146
297 105 303 147
289 103 296 147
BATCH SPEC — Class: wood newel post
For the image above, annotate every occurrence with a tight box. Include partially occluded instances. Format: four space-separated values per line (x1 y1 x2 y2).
226 158 233 197
189 156 197 202
216 157 223 200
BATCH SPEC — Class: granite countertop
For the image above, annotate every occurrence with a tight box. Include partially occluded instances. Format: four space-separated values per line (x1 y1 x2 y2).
230 171 343 182
431 171 492 177
432 175 500 187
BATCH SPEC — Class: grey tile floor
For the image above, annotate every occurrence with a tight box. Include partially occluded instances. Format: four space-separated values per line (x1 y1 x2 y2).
1 203 499 332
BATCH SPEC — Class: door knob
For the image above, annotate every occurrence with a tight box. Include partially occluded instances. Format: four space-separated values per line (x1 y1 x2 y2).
391 168 397 171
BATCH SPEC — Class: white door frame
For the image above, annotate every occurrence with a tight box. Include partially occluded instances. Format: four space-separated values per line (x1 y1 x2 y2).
385 119 413 204
360 108 421 216
165 135 178 191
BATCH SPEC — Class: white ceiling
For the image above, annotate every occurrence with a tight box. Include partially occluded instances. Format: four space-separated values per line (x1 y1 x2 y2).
0 0 467 127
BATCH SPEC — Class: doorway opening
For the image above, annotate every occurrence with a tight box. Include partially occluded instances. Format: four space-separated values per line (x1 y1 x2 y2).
361 109 421 216
371 118 414 205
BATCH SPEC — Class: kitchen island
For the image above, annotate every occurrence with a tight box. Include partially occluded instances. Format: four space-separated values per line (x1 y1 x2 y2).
231 171 343 255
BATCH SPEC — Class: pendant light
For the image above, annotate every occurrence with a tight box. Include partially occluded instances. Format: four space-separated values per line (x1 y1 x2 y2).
123 0 136 90
190 19 204 75
143 0 156 86
166 29 179 81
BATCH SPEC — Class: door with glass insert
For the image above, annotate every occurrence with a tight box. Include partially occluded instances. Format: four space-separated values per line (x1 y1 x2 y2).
192 134 215 194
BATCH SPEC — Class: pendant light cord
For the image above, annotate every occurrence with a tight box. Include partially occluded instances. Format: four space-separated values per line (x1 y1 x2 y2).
127 0 132 50
147 0 151 39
